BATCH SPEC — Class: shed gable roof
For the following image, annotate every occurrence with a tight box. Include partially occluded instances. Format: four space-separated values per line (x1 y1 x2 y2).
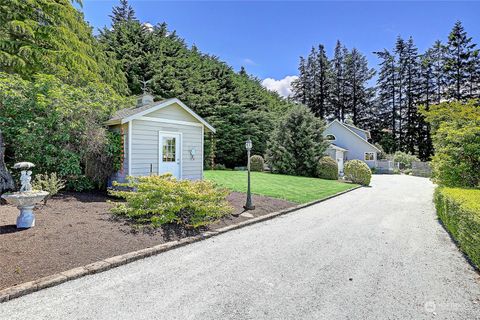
325 120 381 152
107 98 216 133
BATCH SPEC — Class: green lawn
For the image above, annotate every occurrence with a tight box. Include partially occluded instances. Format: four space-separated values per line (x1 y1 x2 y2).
204 170 358 204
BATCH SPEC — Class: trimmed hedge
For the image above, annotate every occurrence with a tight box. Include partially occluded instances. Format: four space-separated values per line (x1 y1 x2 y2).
344 160 371 186
434 187 480 269
317 156 338 180
250 155 264 172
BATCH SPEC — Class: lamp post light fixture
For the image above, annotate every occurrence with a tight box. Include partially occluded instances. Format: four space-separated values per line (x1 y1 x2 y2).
244 138 255 210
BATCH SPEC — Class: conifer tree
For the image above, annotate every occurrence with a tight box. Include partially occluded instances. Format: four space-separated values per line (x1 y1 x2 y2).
444 21 477 100
330 41 347 121
344 48 375 126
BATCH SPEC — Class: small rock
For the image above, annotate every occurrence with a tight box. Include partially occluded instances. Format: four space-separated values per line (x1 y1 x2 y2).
240 212 254 218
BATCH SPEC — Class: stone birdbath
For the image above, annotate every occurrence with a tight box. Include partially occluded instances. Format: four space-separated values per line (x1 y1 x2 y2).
1 162 48 228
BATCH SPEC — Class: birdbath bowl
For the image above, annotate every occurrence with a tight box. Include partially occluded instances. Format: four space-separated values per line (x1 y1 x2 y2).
2 191 49 228
1 162 49 228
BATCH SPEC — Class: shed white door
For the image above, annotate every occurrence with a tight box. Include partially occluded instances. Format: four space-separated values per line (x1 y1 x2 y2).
335 150 344 175
159 132 181 178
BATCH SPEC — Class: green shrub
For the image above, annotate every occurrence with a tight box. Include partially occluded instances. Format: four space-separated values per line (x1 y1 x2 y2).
213 163 227 170
266 105 328 177
403 168 412 175
0 73 130 189
250 155 264 172
393 151 419 169
32 172 66 205
421 100 480 188
109 174 233 228
317 156 338 180
434 187 480 268
344 160 372 186
66 175 95 192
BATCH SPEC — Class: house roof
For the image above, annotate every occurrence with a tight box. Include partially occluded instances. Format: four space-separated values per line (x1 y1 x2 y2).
343 123 371 138
328 143 348 152
326 120 381 153
106 98 216 133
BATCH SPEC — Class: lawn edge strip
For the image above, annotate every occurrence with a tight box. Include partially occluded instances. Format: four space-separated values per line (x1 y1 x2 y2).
0 185 360 303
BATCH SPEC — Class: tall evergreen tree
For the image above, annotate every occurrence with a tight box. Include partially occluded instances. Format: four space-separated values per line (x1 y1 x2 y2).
344 48 376 126
99 0 150 94
292 45 331 118
330 40 347 121
374 49 397 150
110 0 136 24
444 21 477 100
402 37 421 154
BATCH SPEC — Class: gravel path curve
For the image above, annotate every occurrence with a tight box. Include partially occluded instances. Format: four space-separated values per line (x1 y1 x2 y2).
1 175 479 319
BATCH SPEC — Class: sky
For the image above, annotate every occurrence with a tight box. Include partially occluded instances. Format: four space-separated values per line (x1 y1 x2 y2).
81 1 480 97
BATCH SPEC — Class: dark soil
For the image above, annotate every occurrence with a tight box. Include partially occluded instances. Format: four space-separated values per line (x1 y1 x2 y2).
0 191 294 290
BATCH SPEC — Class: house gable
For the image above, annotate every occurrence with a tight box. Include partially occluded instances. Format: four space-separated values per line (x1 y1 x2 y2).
324 120 380 167
107 98 215 133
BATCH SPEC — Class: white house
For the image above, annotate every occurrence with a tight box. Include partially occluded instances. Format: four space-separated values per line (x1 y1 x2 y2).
323 120 381 174
106 94 215 183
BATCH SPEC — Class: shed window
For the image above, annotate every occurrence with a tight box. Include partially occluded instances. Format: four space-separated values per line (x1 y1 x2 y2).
325 134 336 141
364 152 375 161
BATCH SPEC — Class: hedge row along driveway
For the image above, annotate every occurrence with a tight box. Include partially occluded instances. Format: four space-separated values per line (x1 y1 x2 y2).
204 170 358 203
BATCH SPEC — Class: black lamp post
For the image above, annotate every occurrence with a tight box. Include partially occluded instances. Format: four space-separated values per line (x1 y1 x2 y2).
244 138 255 210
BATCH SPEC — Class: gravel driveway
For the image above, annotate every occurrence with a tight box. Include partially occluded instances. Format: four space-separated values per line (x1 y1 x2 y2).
1 175 479 319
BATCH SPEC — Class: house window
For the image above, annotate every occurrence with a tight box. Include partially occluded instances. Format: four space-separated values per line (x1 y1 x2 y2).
325 134 336 141
364 152 375 161
162 137 176 162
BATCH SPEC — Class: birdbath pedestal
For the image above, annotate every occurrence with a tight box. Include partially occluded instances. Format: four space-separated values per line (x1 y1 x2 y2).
0 162 48 229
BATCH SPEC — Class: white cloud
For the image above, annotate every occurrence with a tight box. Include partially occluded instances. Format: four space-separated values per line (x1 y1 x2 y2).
242 58 257 66
143 22 153 32
261 75 298 98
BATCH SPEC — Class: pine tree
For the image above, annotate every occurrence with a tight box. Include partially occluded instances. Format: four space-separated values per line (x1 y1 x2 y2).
374 49 398 153
99 0 150 94
344 48 375 126
418 49 436 159
444 21 477 100
402 37 421 154
330 40 347 121
430 40 447 103
292 45 331 118
110 0 136 24
292 57 308 105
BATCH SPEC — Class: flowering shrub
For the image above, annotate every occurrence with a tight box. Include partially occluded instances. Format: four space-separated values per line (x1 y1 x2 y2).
109 174 232 228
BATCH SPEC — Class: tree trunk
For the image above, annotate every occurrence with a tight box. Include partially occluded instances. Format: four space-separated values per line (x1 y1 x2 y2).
0 129 14 195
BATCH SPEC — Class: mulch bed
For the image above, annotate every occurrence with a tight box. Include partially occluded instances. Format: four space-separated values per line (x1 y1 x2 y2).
0 191 294 290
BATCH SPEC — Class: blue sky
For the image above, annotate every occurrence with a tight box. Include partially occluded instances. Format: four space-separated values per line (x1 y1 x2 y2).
81 1 480 96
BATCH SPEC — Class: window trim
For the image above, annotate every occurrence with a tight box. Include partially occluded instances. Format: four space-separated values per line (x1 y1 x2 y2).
325 134 336 141
364 152 375 161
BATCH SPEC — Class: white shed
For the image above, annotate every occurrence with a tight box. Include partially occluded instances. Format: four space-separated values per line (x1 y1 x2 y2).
106 94 215 183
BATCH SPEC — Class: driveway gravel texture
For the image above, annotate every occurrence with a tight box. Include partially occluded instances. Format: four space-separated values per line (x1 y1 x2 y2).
1 175 479 319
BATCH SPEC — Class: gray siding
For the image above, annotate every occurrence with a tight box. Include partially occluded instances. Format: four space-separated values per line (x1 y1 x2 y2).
147 103 199 122
344 125 368 140
130 119 203 180
324 121 378 168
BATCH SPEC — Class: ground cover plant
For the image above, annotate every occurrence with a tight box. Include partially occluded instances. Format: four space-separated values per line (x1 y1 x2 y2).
434 188 480 269
109 174 233 228
204 170 357 204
